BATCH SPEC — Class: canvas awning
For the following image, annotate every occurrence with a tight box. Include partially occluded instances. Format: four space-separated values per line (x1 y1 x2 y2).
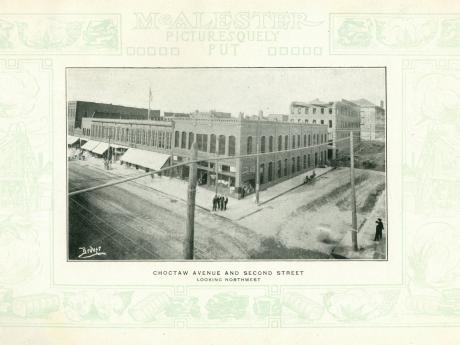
67 135 80 146
110 144 129 150
120 148 170 171
92 142 109 155
81 140 100 152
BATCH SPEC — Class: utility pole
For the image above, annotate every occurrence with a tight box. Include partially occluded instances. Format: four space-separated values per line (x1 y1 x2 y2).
170 120 175 177
215 157 218 195
350 131 358 251
184 141 198 260
214 136 219 195
255 115 260 204
107 132 111 170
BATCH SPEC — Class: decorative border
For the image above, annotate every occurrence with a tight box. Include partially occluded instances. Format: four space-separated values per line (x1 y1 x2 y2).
0 14 121 54
330 13 460 55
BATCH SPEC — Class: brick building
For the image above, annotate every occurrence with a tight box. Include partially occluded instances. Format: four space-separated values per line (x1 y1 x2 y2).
351 99 385 142
79 116 328 198
289 99 361 159
67 100 160 135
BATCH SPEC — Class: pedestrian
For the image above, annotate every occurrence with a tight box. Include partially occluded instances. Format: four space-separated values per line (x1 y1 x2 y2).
219 195 224 211
212 195 217 211
224 196 228 210
374 218 384 241
242 188 245 199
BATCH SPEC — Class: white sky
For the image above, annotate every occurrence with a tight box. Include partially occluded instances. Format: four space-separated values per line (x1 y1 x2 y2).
67 68 386 116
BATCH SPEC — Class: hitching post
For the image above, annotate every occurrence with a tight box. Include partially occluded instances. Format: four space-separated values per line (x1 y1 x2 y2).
184 141 198 259
350 131 358 251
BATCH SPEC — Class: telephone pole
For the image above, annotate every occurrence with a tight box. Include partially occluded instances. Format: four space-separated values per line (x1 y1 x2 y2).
184 141 198 259
255 115 260 204
350 131 358 251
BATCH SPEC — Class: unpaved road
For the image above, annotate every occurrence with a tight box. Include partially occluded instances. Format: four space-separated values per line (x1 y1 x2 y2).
238 167 386 256
68 161 262 260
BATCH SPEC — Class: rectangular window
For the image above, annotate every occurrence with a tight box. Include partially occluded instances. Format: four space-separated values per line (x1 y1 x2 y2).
202 134 208 151
260 163 265 184
329 120 332 128
197 134 203 151
321 108 324 114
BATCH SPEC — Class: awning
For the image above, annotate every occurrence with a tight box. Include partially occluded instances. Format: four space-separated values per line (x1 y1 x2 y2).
67 135 80 146
92 142 109 155
120 148 170 171
81 140 100 152
110 144 129 150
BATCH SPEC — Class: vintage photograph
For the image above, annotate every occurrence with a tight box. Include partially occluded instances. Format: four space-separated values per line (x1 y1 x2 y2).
67 67 387 260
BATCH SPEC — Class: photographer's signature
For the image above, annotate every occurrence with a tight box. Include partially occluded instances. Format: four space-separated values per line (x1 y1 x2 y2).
78 246 107 259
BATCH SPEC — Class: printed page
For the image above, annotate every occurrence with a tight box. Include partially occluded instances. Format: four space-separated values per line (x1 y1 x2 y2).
0 0 458 344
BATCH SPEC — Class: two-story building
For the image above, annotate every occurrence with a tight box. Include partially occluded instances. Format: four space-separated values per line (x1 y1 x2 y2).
79 115 328 199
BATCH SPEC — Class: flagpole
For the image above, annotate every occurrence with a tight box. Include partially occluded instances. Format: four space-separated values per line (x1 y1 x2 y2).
148 87 151 121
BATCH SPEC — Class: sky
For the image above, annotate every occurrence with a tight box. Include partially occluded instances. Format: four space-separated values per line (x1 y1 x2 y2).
67 67 386 116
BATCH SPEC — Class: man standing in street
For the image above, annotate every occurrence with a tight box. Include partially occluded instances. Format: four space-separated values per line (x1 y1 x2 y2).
220 195 224 211
212 195 217 212
374 218 384 241
224 196 228 210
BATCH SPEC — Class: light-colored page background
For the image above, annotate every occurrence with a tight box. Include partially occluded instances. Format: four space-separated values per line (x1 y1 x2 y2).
1 0 459 343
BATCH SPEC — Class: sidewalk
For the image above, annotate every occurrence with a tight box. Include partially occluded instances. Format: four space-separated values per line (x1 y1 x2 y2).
331 189 387 259
79 156 333 221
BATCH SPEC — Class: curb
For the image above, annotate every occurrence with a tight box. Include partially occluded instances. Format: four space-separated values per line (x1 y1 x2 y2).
258 167 336 206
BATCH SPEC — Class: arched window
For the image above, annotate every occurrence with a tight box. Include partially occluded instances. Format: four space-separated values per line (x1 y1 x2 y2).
297 134 300 147
284 135 288 150
229 136 236 156
247 136 252 154
291 157 295 174
303 134 307 147
269 136 273 152
174 131 180 147
278 135 282 151
260 136 266 153
296 156 300 171
181 131 186 148
305 119 308 123
308 134 311 146
188 132 194 149
292 135 295 149
218 135 226 155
